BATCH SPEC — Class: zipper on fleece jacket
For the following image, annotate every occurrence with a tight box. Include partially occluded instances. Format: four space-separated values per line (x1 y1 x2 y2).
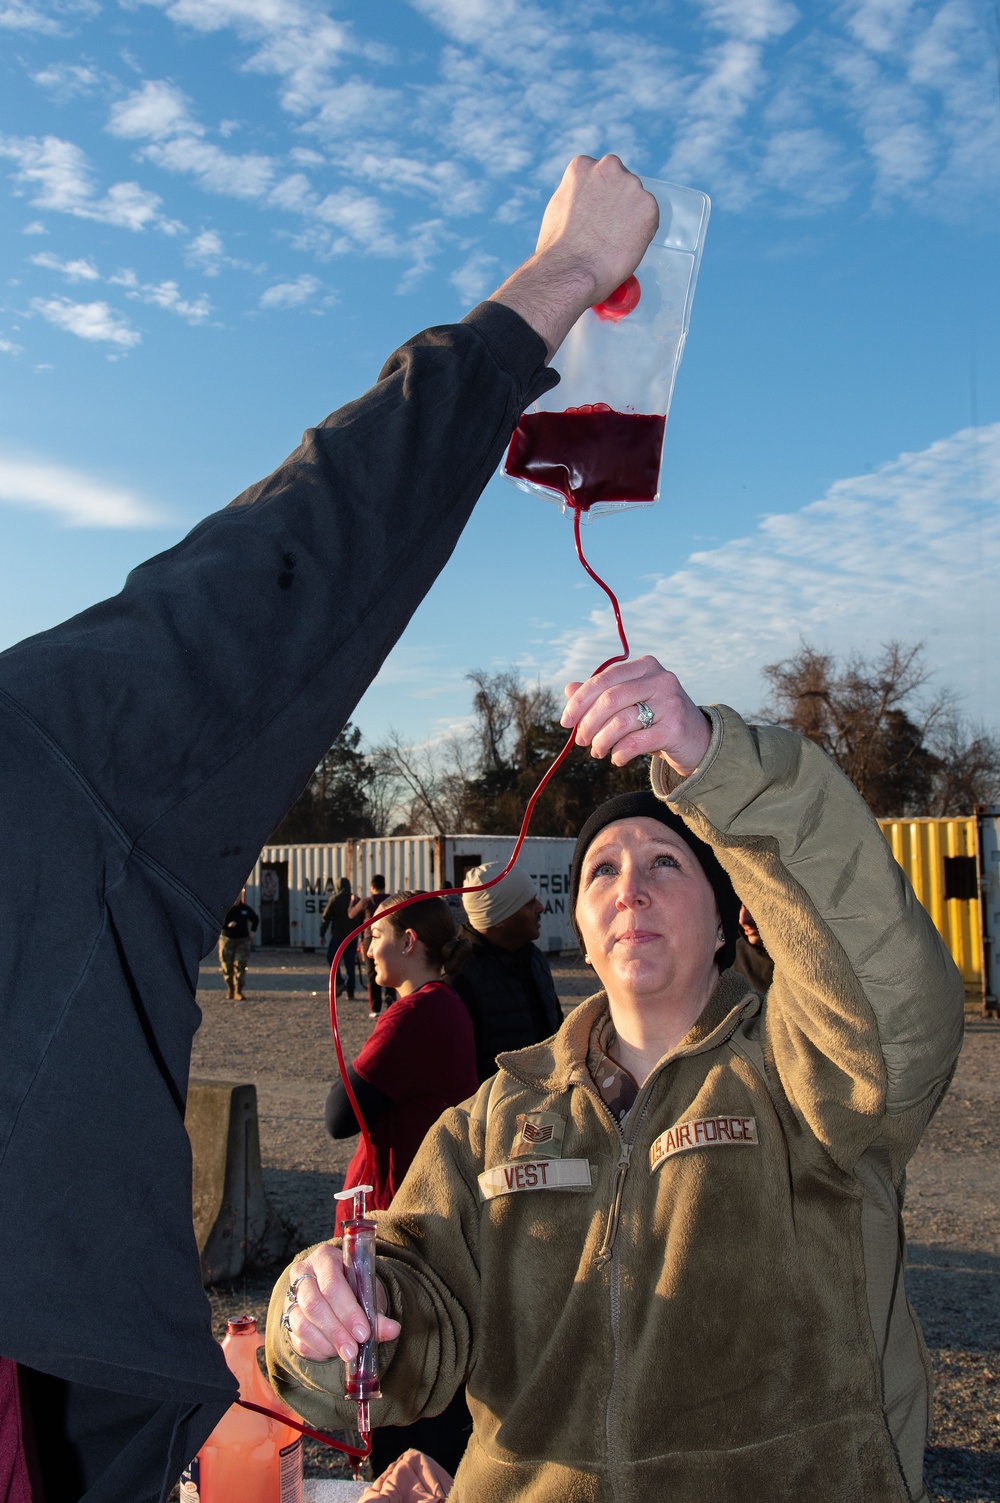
595 1143 632 1264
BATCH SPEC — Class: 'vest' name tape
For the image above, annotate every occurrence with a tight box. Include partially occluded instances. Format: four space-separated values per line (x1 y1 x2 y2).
479 1158 592 1201
649 1115 758 1171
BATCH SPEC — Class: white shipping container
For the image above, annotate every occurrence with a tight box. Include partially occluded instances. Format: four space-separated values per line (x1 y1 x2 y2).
246 835 577 953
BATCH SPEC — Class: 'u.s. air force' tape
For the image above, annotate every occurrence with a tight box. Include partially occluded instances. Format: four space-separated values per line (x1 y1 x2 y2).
478 1158 592 1201
649 1115 758 1171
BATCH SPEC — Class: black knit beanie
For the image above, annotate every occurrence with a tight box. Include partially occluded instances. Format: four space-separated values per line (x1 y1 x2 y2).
570 790 741 971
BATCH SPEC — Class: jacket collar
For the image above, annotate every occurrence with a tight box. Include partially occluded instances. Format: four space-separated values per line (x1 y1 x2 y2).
464 924 535 966
497 968 759 1095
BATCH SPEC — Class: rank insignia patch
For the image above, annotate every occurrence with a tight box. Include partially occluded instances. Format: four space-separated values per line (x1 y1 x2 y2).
511 1111 566 1159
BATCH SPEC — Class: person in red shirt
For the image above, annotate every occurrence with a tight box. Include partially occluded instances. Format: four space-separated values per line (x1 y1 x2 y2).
324 891 478 1477
325 892 477 1229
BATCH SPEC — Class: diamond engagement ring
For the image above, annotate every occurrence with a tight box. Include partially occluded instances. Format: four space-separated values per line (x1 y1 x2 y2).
635 702 655 732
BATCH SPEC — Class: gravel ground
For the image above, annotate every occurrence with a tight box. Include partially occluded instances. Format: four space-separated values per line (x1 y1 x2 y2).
191 950 1000 1497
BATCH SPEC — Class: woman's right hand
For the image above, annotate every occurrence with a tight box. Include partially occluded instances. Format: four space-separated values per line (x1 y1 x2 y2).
282 1243 401 1362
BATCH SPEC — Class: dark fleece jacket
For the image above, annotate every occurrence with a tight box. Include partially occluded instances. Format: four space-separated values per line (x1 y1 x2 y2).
268 707 964 1503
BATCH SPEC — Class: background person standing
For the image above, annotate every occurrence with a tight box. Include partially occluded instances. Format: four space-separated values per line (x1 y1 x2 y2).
218 888 259 1000
350 874 388 1015
732 903 774 993
320 877 356 999
452 862 563 1082
324 891 477 1479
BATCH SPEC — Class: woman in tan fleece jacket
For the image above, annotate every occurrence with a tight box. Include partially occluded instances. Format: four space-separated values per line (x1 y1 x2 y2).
268 655 964 1503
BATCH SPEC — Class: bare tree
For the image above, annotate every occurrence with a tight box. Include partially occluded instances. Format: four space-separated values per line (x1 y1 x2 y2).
760 641 951 815
926 715 1000 815
373 730 472 836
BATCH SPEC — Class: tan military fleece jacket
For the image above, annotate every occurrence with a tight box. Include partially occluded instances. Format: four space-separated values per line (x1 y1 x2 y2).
268 707 965 1503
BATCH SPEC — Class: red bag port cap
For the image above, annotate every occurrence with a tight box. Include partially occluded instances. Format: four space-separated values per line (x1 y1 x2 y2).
592 275 641 322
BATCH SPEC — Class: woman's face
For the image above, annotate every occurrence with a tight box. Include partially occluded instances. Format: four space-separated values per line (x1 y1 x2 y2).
574 817 722 1003
368 909 409 989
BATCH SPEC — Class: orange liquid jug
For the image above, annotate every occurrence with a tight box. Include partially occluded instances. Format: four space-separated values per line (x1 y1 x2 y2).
180 1316 303 1503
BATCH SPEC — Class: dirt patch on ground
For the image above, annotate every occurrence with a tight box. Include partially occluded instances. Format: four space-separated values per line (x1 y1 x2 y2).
192 951 1000 1497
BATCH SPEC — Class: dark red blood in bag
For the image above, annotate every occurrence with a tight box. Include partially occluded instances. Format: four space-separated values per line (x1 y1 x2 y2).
505 405 665 511
592 275 641 322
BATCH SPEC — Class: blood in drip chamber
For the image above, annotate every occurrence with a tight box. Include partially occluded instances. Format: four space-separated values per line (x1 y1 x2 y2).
504 404 666 511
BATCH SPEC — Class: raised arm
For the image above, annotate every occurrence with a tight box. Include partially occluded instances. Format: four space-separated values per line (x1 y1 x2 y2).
563 657 965 1173
0 157 658 927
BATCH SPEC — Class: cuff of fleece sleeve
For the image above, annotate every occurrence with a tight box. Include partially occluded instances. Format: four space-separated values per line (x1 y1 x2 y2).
650 705 726 804
462 301 561 409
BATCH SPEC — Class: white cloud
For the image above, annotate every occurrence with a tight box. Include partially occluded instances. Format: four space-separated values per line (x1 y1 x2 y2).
128 279 212 321
105 0 999 243
758 129 852 206
108 267 211 319
32 61 101 97
143 135 276 198
313 186 398 253
184 226 251 274
395 218 447 293
0 134 171 231
305 78 398 139
449 249 497 304
106 81 278 201
354 151 483 215
550 423 1000 722
0 336 23 356
31 296 141 347
0 453 164 525
107 79 202 141
30 251 100 280
831 0 1000 211
259 273 319 308
134 0 355 118
0 0 62 30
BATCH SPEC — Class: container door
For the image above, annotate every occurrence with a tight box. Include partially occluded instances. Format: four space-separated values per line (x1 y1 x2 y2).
260 860 290 946
979 807 1000 1016
453 853 482 889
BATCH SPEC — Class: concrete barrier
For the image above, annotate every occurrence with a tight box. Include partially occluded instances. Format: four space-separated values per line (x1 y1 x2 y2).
186 1079 289 1284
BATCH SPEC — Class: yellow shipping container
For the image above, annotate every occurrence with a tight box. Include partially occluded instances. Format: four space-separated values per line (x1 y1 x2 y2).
878 816 981 1002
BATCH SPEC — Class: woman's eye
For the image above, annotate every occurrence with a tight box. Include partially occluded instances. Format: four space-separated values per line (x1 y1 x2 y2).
588 860 617 881
653 854 679 870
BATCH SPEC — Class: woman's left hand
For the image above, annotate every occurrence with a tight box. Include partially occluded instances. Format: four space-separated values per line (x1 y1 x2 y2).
561 655 712 777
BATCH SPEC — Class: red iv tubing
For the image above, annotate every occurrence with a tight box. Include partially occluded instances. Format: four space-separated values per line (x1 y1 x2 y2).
240 505 632 1473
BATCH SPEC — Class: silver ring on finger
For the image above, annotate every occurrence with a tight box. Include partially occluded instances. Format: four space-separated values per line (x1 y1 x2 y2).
281 1307 295 1335
286 1273 315 1309
635 701 655 732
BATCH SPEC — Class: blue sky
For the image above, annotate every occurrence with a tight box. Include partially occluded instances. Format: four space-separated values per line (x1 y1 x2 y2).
1 0 998 752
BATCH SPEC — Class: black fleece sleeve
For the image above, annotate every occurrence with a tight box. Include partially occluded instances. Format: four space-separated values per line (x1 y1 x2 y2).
324 1067 392 1139
0 303 557 929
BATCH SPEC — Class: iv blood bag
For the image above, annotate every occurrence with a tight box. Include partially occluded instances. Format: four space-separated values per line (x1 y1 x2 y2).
502 177 709 520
